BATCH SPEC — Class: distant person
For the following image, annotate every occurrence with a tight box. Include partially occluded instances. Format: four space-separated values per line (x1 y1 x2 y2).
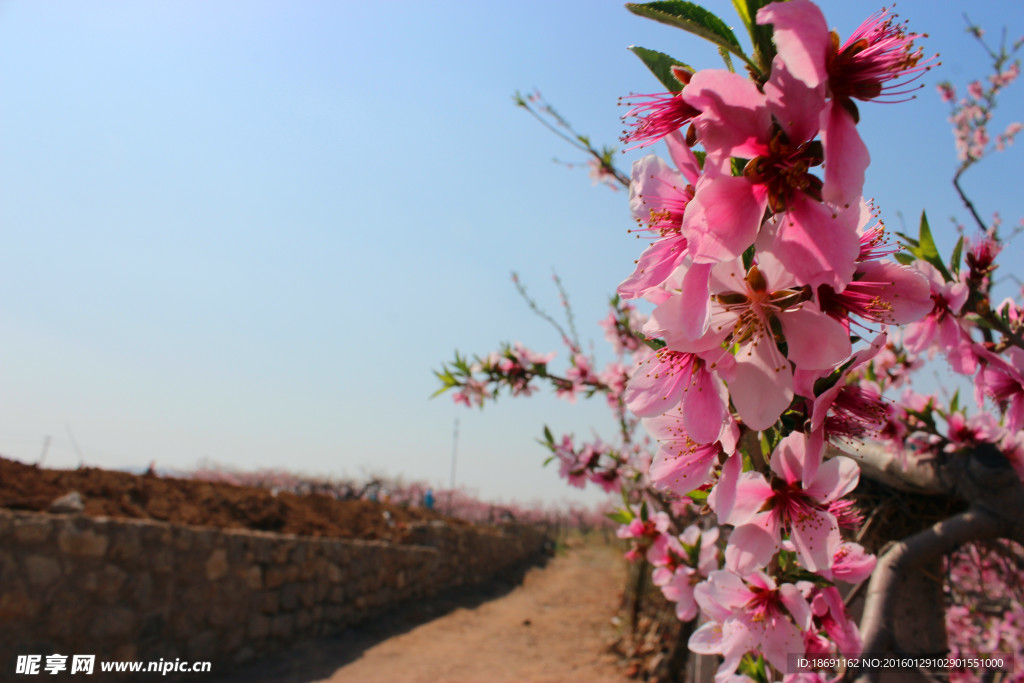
423 488 435 510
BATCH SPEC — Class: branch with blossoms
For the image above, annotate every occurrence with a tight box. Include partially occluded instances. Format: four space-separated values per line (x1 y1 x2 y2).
603 1 1024 680
441 1 1024 681
513 90 630 190
434 273 643 471
937 20 1023 233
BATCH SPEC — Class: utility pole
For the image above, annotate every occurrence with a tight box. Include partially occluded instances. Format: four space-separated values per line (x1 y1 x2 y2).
38 435 51 466
65 423 85 467
449 417 459 514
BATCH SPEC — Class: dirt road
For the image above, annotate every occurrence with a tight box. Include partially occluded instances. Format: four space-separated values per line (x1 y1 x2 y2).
321 539 628 683
221 539 630 683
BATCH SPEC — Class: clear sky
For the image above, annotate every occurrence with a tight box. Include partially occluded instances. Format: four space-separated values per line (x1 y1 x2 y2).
1 0 1022 507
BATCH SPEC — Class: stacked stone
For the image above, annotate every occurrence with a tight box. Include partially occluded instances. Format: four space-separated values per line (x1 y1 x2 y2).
0 509 549 675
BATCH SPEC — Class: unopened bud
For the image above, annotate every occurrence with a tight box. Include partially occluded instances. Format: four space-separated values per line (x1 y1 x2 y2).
670 65 693 86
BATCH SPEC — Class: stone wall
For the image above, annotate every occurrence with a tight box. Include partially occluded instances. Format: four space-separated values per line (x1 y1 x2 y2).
0 509 548 676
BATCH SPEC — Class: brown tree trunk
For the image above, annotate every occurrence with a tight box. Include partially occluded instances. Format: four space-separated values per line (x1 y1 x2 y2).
879 558 948 683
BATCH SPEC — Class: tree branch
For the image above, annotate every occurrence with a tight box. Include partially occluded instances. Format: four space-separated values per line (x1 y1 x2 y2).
850 445 1024 683
953 167 989 234
828 443 948 495
852 507 1018 683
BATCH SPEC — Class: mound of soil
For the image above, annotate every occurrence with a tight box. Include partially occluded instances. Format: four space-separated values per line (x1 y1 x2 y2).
0 456 458 543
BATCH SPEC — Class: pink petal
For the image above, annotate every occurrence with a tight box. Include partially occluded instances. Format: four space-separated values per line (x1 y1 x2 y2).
730 337 794 431
717 472 774 527
725 524 778 576
1008 394 1024 434
821 99 870 209
759 198 860 290
665 130 701 185
624 352 690 418
779 583 814 631
757 0 830 89
683 364 729 443
674 588 699 621
764 55 826 145
649 440 719 495
694 571 748 625
707 452 743 521
760 614 804 674
856 260 934 324
688 621 723 655
820 586 862 654
683 70 770 163
678 261 714 339
645 294 727 353
790 509 840 572
804 454 860 502
770 432 810 485
829 542 876 584
685 174 769 263
721 618 760 675
780 306 852 370
618 237 688 299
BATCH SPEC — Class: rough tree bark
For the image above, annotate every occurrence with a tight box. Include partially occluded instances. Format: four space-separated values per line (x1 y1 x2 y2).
832 444 1024 683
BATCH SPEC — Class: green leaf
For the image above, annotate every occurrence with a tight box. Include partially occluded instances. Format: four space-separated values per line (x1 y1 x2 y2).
738 654 769 683
917 211 940 263
641 335 667 351
730 156 748 177
543 424 554 444
628 46 693 92
893 252 914 266
896 214 955 281
431 367 458 397
917 211 953 281
951 235 964 275
607 508 633 525
718 46 735 72
786 568 837 587
731 0 775 74
742 244 756 271
895 231 919 248
687 488 709 503
730 0 753 27
950 389 960 414
626 2 752 67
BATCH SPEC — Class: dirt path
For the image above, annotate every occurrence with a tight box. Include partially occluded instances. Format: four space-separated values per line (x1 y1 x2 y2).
221 539 630 683
318 540 628 683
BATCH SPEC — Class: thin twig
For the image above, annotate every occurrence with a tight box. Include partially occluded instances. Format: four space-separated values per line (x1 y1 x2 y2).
953 168 990 234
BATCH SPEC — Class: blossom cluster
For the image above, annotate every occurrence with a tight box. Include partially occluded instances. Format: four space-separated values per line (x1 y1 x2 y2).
611 1 947 676
938 26 1022 164
605 0 1024 677
436 291 649 497
946 540 1024 683
440 1 1024 680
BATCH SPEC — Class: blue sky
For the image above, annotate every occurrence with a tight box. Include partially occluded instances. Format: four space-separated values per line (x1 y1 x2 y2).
1 1 1022 507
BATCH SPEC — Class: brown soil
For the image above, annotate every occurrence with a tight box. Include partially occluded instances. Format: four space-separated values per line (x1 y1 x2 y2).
0 456 457 543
